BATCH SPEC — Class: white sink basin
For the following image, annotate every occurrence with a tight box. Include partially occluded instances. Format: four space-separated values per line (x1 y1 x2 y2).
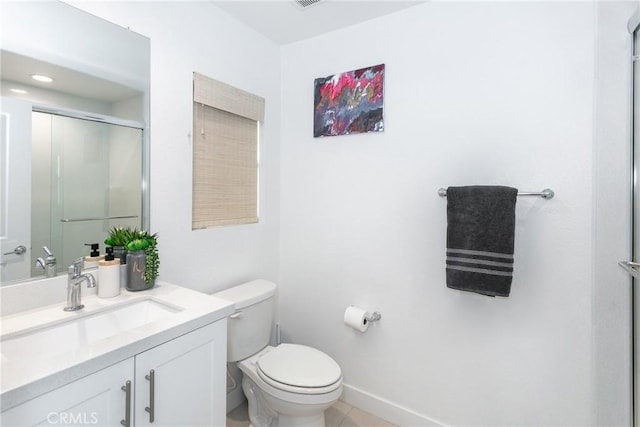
1 299 181 363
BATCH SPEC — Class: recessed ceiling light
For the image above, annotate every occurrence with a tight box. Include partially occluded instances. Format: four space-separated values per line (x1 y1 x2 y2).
9 88 28 94
31 74 53 83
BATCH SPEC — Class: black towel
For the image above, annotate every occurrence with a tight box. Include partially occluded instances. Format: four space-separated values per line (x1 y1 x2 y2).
446 186 518 297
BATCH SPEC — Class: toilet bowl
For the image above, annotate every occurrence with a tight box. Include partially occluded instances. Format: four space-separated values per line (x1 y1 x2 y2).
239 345 343 427
214 280 343 427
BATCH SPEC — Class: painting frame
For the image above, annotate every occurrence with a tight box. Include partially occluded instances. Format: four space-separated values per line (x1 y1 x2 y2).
313 63 385 138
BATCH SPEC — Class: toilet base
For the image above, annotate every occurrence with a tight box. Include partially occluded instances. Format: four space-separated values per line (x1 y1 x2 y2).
237 345 343 427
242 374 340 427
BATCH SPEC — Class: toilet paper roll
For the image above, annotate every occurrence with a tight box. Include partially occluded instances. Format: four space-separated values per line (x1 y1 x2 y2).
344 306 370 332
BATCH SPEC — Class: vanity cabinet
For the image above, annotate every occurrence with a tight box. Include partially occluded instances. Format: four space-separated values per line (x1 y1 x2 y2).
1 320 226 426
0 358 134 426
135 320 226 426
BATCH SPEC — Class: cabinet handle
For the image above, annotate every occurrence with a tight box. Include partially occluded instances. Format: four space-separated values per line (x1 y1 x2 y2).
120 380 131 427
145 369 155 423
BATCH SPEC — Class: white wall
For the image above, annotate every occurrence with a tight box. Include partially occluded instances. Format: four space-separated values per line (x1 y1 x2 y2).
70 1 282 294
280 2 600 425
56 1 634 425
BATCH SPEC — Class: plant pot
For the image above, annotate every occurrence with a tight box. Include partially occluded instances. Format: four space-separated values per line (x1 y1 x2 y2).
126 250 154 291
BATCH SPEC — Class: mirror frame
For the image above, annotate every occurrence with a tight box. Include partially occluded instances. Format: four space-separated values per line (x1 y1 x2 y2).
0 1 150 282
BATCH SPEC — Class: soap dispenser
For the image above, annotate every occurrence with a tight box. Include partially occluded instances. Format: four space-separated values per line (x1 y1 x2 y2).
84 243 104 269
98 246 120 298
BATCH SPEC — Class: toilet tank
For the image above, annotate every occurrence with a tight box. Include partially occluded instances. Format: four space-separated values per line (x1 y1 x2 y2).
214 279 276 362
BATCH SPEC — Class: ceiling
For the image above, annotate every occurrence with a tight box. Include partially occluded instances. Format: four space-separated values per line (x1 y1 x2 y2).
1 50 139 103
1 1 425 101
210 0 426 45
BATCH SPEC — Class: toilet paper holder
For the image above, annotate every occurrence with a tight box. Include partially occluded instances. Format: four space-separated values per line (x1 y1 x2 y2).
344 306 382 332
366 312 382 322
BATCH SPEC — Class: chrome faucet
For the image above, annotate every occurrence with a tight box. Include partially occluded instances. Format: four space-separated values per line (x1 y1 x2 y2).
65 258 96 311
35 246 57 278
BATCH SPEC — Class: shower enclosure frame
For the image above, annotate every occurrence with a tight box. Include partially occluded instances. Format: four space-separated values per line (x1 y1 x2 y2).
31 103 149 274
629 12 640 426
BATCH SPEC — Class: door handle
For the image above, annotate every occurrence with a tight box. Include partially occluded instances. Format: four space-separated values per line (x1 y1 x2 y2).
3 245 26 256
618 261 640 278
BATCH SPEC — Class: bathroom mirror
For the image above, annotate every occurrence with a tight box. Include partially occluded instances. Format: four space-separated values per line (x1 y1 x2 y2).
0 1 150 283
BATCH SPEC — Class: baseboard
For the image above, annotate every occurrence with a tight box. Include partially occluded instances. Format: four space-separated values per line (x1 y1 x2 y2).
341 383 448 427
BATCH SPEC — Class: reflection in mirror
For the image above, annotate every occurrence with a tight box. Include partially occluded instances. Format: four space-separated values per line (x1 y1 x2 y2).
31 113 142 278
0 1 150 283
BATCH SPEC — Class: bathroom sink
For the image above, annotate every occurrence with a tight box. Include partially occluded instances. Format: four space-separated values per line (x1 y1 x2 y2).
1 299 181 363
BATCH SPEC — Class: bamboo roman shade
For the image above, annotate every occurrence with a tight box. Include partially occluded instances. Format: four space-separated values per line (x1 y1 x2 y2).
192 73 265 229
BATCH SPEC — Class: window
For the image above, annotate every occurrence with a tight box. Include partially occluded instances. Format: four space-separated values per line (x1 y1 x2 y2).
192 73 265 229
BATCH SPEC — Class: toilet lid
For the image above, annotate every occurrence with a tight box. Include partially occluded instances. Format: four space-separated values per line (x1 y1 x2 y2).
257 344 341 388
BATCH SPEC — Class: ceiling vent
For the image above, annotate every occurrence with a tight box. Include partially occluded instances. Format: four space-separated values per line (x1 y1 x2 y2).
292 0 323 10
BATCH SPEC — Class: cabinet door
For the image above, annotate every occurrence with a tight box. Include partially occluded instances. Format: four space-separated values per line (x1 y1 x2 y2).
1 358 134 426
135 320 227 427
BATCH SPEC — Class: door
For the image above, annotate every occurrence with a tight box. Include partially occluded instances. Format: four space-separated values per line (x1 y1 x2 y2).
636 28 640 425
622 25 640 427
636 28 640 426
0 358 134 426
134 321 227 426
0 97 31 282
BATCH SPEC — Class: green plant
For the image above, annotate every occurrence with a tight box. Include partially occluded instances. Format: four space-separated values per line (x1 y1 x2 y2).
125 230 159 286
105 226 159 286
104 226 135 247
141 232 159 286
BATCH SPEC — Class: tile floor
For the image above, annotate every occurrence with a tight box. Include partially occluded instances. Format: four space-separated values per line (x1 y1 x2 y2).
226 400 397 427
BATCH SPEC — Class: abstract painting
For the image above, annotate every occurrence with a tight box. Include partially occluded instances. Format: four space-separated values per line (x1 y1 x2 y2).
313 64 384 138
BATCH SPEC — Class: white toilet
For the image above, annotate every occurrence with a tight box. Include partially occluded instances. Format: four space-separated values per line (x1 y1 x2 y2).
215 279 343 427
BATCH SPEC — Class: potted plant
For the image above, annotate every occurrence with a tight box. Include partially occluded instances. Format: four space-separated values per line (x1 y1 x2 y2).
125 230 159 290
104 226 135 261
105 226 159 291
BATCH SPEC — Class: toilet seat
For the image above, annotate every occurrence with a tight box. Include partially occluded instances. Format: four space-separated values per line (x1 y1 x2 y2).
256 344 342 395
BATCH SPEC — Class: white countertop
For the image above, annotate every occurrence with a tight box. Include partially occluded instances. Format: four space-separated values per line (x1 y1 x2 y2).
0 281 234 412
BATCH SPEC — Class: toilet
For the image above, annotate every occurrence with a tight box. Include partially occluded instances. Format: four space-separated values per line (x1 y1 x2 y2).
215 279 343 427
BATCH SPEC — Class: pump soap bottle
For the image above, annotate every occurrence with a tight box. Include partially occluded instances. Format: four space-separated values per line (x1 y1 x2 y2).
84 243 104 269
98 247 120 298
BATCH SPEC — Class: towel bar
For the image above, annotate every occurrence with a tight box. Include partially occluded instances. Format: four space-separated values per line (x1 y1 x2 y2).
438 188 554 200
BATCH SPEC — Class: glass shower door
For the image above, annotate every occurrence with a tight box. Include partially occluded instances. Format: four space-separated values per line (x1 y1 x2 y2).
31 112 143 274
